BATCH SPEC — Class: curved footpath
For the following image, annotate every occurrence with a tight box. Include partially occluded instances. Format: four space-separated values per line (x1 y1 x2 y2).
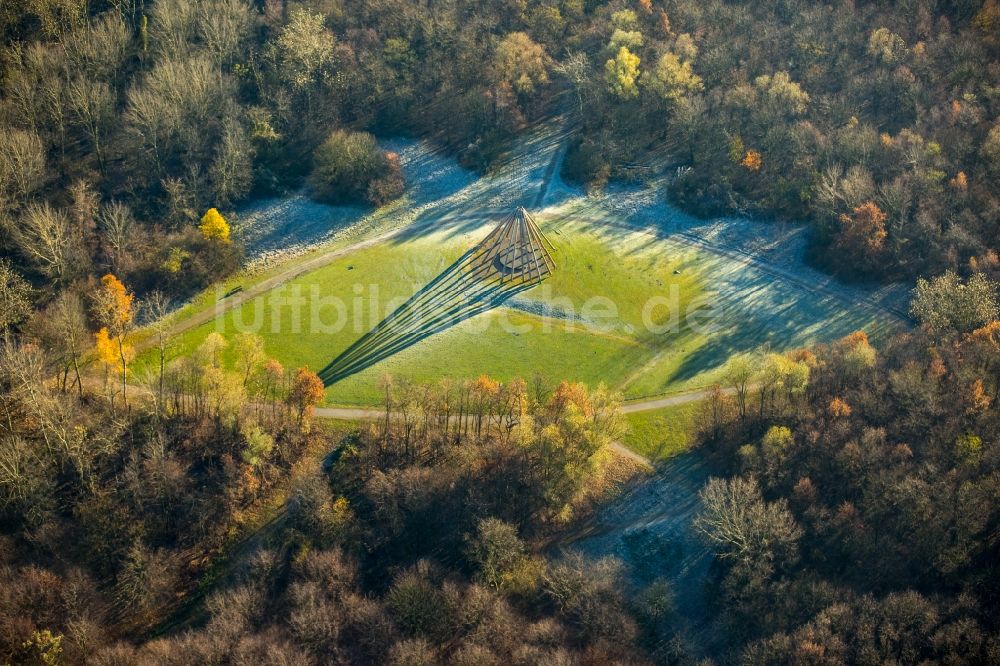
141 212 492 351
314 385 739 467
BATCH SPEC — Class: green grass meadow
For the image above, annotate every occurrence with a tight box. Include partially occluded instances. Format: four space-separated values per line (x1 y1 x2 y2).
137 212 899 408
622 402 702 461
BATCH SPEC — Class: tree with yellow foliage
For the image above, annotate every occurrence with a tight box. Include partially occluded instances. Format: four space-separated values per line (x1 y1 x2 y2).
94 327 119 377
199 207 231 243
492 32 549 95
754 71 810 117
92 274 136 411
605 46 640 100
642 52 703 103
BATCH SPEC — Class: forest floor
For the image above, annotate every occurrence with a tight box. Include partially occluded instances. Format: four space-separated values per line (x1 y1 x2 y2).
558 449 723 658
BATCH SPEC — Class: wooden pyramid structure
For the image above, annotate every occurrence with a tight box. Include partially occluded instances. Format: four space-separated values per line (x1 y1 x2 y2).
470 206 557 285
318 206 555 385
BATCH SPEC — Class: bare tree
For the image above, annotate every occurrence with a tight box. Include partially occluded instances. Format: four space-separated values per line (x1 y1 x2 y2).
98 201 139 273
554 51 591 116
150 0 199 61
199 0 254 67
63 12 130 83
695 475 802 572
161 177 197 227
0 129 46 206
67 178 100 238
143 291 173 412
24 0 87 37
50 292 90 396
209 117 254 205
67 77 115 171
126 56 234 174
2 42 65 139
124 81 168 172
31 291 90 395
10 203 86 283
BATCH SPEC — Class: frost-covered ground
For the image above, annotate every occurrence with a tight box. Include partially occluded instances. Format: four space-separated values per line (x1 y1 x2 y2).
224 119 913 661
560 451 723 658
551 163 909 318
231 137 480 269
233 115 908 326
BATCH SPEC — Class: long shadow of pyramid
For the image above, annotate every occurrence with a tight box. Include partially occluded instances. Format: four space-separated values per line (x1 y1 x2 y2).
319 207 557 386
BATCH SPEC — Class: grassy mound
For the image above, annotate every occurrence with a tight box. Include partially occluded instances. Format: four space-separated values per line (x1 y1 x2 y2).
137 211 900 407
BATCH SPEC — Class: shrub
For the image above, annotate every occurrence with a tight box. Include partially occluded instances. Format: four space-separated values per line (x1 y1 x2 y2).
561 138 610 190
309 131 403 207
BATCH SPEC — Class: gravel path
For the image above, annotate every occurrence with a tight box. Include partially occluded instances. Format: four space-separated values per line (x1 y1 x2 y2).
311 384 738 467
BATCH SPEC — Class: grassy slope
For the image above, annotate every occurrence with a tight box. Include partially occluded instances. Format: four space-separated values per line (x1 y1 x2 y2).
136 220 703 404
137 210 900 406
132 108 906 411
622 401 702 461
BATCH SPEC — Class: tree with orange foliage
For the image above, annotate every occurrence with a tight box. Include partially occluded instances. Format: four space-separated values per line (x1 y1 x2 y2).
967 321 1000 352
548 380 594 420
741 150 762 171
656 9 671 37
92 273 136 411
834 201 887 270
949 171 968 193
828 397 852 418
287 367 324 429
965 379 991 415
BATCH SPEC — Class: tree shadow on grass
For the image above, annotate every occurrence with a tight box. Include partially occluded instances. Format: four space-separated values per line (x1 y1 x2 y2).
663 281 888 387
319 246 539 385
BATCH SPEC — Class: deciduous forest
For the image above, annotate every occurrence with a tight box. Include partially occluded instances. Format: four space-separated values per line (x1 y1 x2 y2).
1 0 999 664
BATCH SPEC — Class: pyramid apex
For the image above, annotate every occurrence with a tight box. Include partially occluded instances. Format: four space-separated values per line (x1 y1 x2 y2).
471 205 557 284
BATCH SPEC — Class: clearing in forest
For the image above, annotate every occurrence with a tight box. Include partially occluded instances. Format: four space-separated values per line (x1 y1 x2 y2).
137 117 907 407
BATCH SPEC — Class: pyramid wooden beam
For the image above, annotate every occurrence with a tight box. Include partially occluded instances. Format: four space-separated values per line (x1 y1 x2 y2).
469 207 557 286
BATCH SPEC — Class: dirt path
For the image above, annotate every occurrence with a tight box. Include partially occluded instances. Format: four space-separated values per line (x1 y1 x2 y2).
532 117 571 208
315 383 727 422
140 211 496 352
313 405 653 466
